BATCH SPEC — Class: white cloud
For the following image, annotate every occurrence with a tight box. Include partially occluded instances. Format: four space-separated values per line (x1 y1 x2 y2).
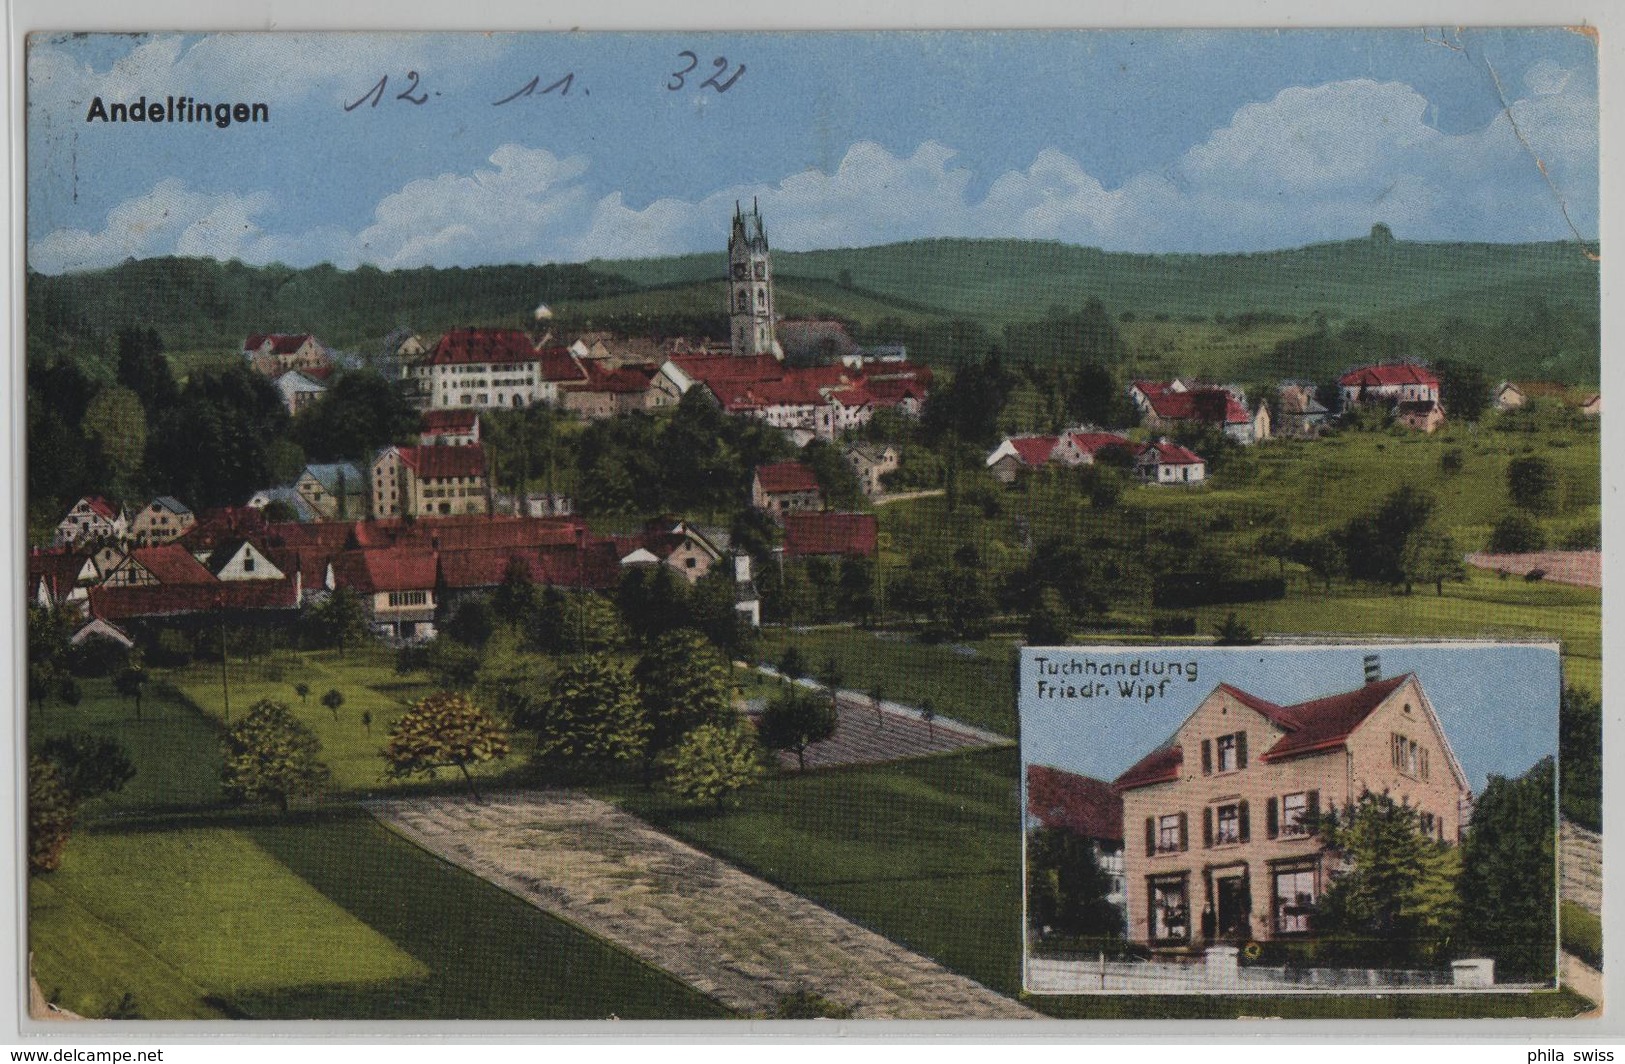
27 71 1598 273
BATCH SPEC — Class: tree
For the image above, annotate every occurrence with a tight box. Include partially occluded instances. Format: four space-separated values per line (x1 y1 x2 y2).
1213 612 1259 646
294 681 310 705
1314 790 1461 968
1456 757 1556 983
1401 524 1467 596
321 688 345 721
115 326 179 415
39 733 136 803
443 595 496 649
28 756 77 874
661 720 765 809
1433 358 1489 423
1488 513 1546 554
291 370 420 464
1025 586 1073 645
219 699 331 813
492 556 540 627
81 386 148 495
1507 455 1560 515
1559 685 1601 831
362 709 374 736
530 655 651 769
1026 828 1124 940
634 629 735 773
382 691 512 801
777 645 807 682
114 667 147 720
757 688 835 771
1339 487 1437 586
303 587 372 655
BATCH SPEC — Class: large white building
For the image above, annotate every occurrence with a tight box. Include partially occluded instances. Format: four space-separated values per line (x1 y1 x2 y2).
405 328 546 410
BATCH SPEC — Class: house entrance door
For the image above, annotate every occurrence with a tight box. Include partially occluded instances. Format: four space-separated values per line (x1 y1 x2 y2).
1216 875 1250 940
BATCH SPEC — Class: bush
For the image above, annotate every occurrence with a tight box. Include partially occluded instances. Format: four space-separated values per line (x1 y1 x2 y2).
1488 513 1546 553
1562 522 1601 551
1561 901 1602 970
1151 575 1285 609
773 990 853 1020
149 628 194 668
67 636 131 678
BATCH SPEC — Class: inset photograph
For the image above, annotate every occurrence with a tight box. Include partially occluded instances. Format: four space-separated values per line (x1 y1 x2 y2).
1020 643 1560 995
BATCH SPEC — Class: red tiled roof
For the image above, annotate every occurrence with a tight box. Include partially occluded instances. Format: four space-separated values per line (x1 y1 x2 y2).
302 363 334 381
180 507 270 552
438 543 619 591
863 377 927 404
1255 674 1410 763
1138 440 1205 466
755 462 821 495
265 547 333 590
329 548 439 594
264 521 357 551
783 512 878 558
75 496 119 520
1114 745 1183 792
538 347 588 383
420 409 479 433
1027 764 1125 842
1066 431 1134 457
395 444 487 480
1143 387 1249 425
424 328 539 367
88 578 299 621
1004 436 1059 466
567 360 657 395
127 545 216 585
1339 363 1439 388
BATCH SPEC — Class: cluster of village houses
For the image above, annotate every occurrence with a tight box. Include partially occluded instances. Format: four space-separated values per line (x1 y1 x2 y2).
1028 654 1474 957
988 363 1600 486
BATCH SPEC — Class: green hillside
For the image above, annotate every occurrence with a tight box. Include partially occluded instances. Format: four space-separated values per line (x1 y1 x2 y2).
27 232 1600 385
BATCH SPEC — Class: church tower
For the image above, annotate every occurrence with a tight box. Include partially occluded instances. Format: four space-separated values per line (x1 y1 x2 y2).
728 199 779 359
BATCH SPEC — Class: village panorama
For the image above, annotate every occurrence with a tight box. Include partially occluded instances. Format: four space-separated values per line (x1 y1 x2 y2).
24 205 1602 1020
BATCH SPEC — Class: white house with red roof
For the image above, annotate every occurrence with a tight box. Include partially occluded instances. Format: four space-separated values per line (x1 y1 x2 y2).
371 444 489 518
1338 362 1440 409
1134 439 1207 485
407 328 547 411
1114 663 1469 950
1132 380 1268 444
54 496 127 547
328 548 440 641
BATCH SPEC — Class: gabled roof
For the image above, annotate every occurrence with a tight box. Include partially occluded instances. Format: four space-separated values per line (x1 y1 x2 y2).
567 360 657 395
274 370 326 396
1137 440 1204 466
1027 764 1125 842
126 545 217 585
389 444 487 480
1065 431 1134 457
1114 745 1183 791
537 346 588 383
89 578 299 620
148 495 192 516
244 333 317 355
993 436 1060 467
423 328 539 367
783 512 878 558
71 496 120 521
203 539 279 578
1339 363 1439 388
300 463 366 495
1250 674 1411 763
1142 387 1249 425
755 461 821 495
179 507 271 552
329 548 440 594
420 409 479 434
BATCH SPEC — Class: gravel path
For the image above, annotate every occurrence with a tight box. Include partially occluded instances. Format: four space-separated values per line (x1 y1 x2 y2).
371 791 1036 1021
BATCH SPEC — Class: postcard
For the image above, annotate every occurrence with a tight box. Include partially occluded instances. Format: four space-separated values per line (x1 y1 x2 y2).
19 27 1600 1026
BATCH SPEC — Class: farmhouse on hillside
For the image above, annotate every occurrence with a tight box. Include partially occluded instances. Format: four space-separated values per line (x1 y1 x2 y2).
751 461 824 517
1113 659 1470 951
129 496 196 547
1338 363 1440 410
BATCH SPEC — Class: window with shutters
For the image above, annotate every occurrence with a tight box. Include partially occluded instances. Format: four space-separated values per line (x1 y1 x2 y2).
1156 813 1184 853
1205 730 1248 775
1274 790 1319 838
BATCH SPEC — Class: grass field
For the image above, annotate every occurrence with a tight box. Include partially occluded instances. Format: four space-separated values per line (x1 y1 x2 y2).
30 814 727 1020
608 747 1589 1019
167 646 536 796
30 824 427 1019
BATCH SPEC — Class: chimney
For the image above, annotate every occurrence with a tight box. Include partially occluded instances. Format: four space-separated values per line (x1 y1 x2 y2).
1363 654 1382 685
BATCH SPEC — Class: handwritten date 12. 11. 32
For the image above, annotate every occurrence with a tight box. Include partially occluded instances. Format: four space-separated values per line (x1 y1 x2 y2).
343 52 745 112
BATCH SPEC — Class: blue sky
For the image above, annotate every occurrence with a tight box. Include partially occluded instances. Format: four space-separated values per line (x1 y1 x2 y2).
26 28 1598 274
1019 643 1561 798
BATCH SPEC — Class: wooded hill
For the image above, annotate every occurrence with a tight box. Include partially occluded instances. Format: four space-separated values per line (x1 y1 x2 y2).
27 231 1601 386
